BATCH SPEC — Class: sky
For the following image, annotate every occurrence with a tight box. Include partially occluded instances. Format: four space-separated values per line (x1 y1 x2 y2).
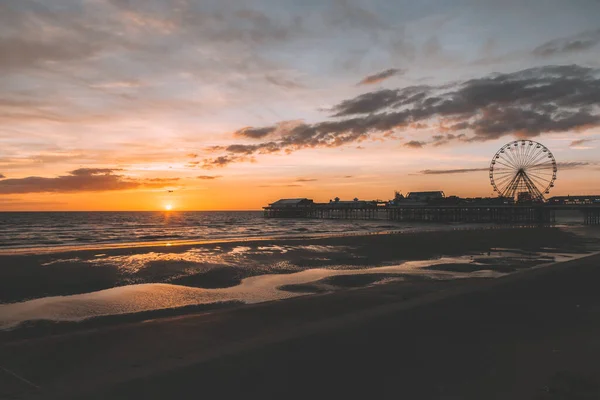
1 0 600 211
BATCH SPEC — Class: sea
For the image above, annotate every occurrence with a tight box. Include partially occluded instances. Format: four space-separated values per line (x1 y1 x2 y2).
0 211 442 250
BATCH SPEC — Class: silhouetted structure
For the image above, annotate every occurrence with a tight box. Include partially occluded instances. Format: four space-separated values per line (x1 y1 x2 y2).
264 193 600 225
263 142 600 224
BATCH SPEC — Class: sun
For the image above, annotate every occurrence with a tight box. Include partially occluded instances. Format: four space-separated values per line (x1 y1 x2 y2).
165 204 173 211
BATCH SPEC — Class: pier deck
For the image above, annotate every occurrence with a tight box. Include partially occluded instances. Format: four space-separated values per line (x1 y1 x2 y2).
264 204 600 225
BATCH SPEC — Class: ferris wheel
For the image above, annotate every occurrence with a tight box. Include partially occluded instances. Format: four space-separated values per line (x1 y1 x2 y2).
489 140 557 201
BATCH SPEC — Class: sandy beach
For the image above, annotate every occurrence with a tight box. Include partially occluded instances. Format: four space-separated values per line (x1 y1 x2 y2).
1 250 599 398
0 226 597 332
1 227 599 399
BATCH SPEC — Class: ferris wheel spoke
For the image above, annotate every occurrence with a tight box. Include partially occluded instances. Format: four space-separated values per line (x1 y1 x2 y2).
495 160 517 170
497 179 516 193
523 141 535 161
524 147 546 167
497 150 517 168
495 172 517 184
525 164 554 174
523 174 545 199
500 175 517 190
525 142 536 168
526 174 550 194
528 161 555 170
518 142 528 166
528 162 554 168
527 171 551 186
493 168 514 173
504 147 520 168
527 152 551 168
499 147 517 166
495 173 518 183
526 167 554 175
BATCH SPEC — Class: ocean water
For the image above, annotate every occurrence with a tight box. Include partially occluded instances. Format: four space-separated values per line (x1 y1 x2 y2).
0 211 448 250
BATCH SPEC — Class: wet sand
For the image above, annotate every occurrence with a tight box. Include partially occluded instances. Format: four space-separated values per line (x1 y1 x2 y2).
0 227 595 332
0 226 593 304
1 251 600 398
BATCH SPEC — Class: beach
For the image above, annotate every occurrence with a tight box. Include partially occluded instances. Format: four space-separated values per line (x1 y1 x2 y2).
0 225 599 398
1 242 599 398
0 226 597 331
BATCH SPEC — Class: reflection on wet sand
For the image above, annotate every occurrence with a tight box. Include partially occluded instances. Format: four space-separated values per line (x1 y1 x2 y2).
0 253 573 330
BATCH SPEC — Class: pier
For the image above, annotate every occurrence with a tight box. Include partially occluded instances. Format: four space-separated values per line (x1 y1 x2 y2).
263 195 600 225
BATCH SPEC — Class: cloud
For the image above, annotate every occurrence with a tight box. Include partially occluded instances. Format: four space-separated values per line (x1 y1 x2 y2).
430 133 468 147
570 138 596 149
0 168 176 194
403 140 426 149
557 161 593 169
358 68 405 85
144 177 180 183
234 126 277 139
533 29 600 57
330 86 428 117
265 75 304 89
205 65 600 167
420 168 488 175
420 161 593 175
295 178 317 182
0 174 4 179
197 175 222 180
201 155 254 169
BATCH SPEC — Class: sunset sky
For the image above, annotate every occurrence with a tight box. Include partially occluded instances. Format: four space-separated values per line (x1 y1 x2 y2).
1 0 600 211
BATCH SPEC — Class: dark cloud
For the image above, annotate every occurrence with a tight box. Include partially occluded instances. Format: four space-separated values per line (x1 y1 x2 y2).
420 168 488 175
0 168 175 194
197 175 222 180
557 161 593 169
0 174 4 179
533 29 600 57
234 126 277 139
144 177 180 183
202 64 600 167
295 178 317 182
201 155 254 169
330 86 428 117
358 68 405 85
570 138 595 147
431 133 467 147
404 140 425 149
226 142 280 154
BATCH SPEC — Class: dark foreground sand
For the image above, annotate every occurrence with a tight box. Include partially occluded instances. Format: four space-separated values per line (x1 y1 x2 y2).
2 250 600 399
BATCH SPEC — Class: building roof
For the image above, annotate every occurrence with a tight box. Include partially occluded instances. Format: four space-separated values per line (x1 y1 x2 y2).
407 191 445 198
269 198 313 206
